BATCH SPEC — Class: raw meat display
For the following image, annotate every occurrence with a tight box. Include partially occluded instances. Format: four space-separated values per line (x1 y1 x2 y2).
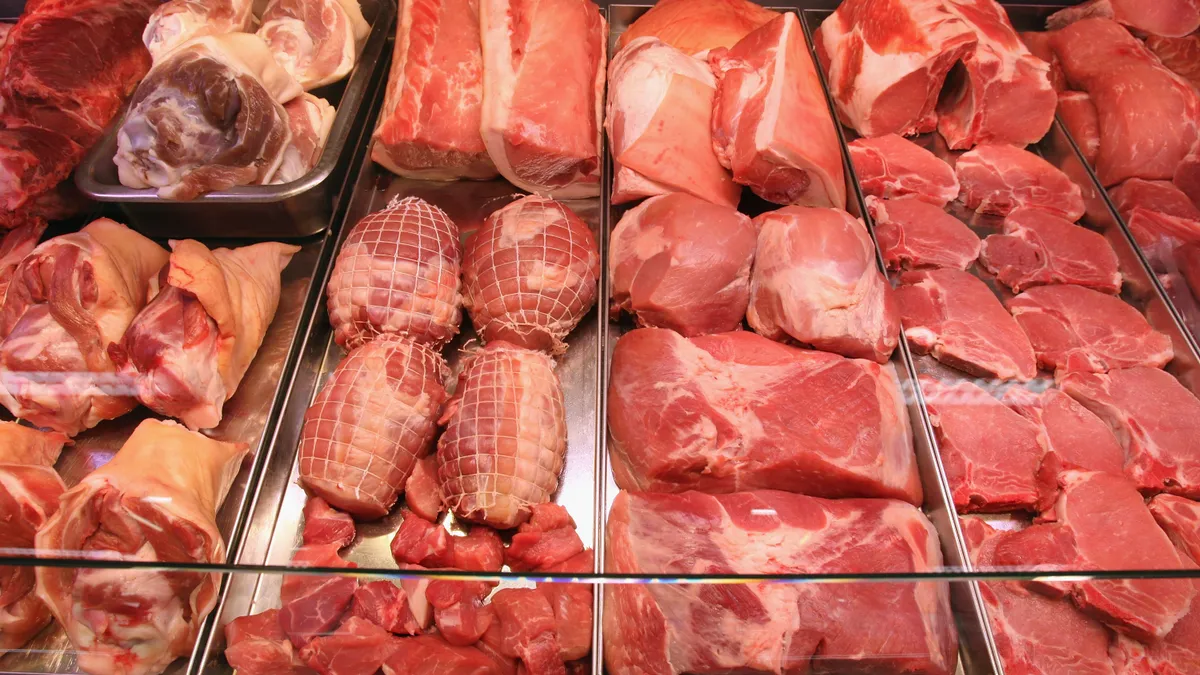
370 0 496 181
0 423 65 653
274 93 335 184
1006 285 1173 375
894 268 1038 381
1005 388 1126 477
921 377 1053 513
1019 30 1066 92
937 0 1057 149
299 337 449 519
605 37 738 207
709 13 846 208
954 144 1086 220
112 240 300 430
326 196 462 349
437 342 566 529
867 196 981 270
1147 33 1200 90
479 0 605 198
814 0 976 138
462 196 600 354
1057 91 1101 166
616 0 778 56
747 206 899 363
848 134 960 206
257 0 368 90
604 490 957 675
607 329 921 504
1047 0 1200 38
143 0 255 62
0 0 157 212
35 419 249 675
609 193 756 336
1062 367 1200 497
1144 494 1200 674
1108 178 1200 248
1151 494 1200 564
0 216 46 301
0 219 169 436
979 208 1121 293
962 517 1121 675
991 470 1195 641
115 34 304 200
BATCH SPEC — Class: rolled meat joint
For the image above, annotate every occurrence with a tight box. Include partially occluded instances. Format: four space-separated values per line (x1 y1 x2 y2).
257 0 369 90
0 423 66 653
326 196 462 349
463 196 600 354
0 215 47 302
299 336 450 519
273 93 336 184
110 240 301 431
437 341 567 529
142 0 256 63
115 34 304 200
0 219 170 436
35 419 249 675
609 193 756 337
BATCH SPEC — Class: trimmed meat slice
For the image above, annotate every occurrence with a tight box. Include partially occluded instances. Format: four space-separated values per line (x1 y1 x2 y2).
849 134 960 206
1057 91 1101 166
1108 178 1200 248
979 208 1121 293
955 144 1086 220
867 196 980 270
1006 285 1173 375
895 268 1037 381
1004 388 1126 478
300 617 403 675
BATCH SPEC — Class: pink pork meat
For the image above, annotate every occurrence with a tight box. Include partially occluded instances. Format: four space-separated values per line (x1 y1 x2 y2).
979 208 1121 294
1057 91 1101 167
1147 33 1200 91
848 134 960 206
1144 494 1200 675
954 144 1086 220
1004 388 1126 478
867 196 980 270
1047 0 1200 39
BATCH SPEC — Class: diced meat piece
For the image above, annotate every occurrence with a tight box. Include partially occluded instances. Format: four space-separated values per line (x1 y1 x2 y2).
519 504 575 534
607 329 922 504
370 0 496 180
961 518 1120 675
390 510 453 568
224 610 295 675
257 0 368 90
814 0 977 137
1004 388 1126 478
489 589 565 675
1147 33 1200 90
709 13 846 208
955 144 1086 220
980 207 1121 294
280 544 359 647
302 497 356 548
479 0 605 198
609 193 756 336
604 490 958 675
451 528 505 572
382 634 503 675
1062 367 1200 497
992 470 1195 640
747 206 899 363
921 377 1055 513
936 0 1057 149
437 342 567 529
350 581 421 636
605 38 738 207
462 196 600 354
398 574 434 632
1006 285 1173 375
894 268 1038 381
1150 494 1200 564
615 0 778 55
506 528 585 572
1019 31 1066 92
542 550 593 575
300 616 403 675
1047 0 1200 39
848 134 960 206
538 579 592 662
405 455 444 523
867 196 980 270
427 581 493 646
1058 91 1101 166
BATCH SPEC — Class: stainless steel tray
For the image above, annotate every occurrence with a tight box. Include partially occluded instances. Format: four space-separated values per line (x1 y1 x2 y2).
72 0 397 240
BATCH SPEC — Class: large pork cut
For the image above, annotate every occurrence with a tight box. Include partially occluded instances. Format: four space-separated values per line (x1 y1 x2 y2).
954 144 1086 220
115 34 304 200
112 240 301 431
370 0 495 180
437 342 566 529
867 196 981 270
274 93 335 184
937 0 1056 149
1047 0 1200 38
0 219 169 436
747 206 899 363
710 13 846 208
35 419 249 675
143 0 255 63
607 329 921 504
462 196 600 354
815 0 977 138
1147 33 1200 90
326 196 462 349
616 0 778 56
0 216 46 302
848 134 960 206
479 0 605 198
257 0 368 90
1004 388 1126 478
606 38 737 207
894 268 1038 381
604 490 957 675
299 337 449 519
609 193 756 336
980 208 1121 293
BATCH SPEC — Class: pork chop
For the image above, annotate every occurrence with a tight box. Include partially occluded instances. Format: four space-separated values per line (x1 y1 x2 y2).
979 208 1121 294
1004 388 1126 478
955 144 1086 220
867 196 980 270
849 134 960 206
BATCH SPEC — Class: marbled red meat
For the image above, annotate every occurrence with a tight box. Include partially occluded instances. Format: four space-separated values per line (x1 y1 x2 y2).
351 581 421 635
0 216 46 303
382 635 502 675
1004 388 1125 478
979 207 1121 294
955 144 1085 220
867 196 980 270
848 134 960 206
1057 91 1101 166
302 497 355 548
280 544 358 648
489 589 563 675
224 610 295 675
390 510 452 568
300 617 402 675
